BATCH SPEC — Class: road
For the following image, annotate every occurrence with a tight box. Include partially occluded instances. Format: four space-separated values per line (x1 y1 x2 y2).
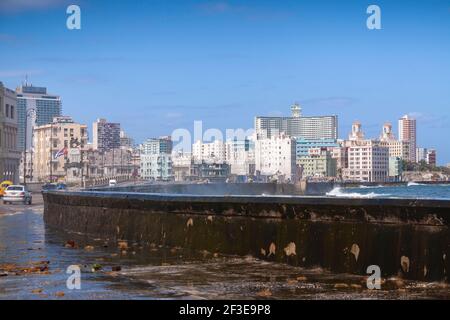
0 193 44 216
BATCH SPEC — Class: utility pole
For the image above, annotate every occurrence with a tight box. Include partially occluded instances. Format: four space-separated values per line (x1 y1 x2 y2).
49 122 53 183
120 147 123 176
112 148 115 177
23 108 36 185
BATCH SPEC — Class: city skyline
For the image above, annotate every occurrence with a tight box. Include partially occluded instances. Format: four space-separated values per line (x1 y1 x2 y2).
1 0 449 164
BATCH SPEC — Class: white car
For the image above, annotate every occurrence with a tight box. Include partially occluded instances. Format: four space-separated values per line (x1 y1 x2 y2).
3 185 32 205
109 179 117 187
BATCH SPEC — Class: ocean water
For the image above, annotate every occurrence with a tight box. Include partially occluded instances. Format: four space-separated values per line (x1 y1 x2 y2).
326 183 450 200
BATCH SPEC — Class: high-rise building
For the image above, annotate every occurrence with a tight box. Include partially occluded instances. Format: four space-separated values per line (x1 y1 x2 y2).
255 103 338 140
33 116 88 183
92 118 120 152
16 84 62 151
0 82 21 183
398 115 417 162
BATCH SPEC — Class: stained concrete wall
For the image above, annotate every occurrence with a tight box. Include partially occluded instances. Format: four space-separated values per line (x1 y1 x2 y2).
43 190 449 282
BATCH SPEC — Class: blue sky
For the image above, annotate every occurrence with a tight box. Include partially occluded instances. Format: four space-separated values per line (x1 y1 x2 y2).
1 0 449 164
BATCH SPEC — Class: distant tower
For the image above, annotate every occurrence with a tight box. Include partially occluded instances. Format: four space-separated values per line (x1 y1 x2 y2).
291 102 302 118
380 122 395 141
399 115 417 162
349 121 364 141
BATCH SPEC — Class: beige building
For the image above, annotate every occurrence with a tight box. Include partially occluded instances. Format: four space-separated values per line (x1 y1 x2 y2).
378 123 411 161
342 122 389 182
297 147 337 178
0 82 21 183
33 116 88 183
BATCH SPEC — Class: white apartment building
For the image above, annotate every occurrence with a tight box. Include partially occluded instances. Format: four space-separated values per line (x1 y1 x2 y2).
225 138 255 176
255 133 297 182
140 153 173 181
192 140 226 163
172 151 193 182
140 136 173 181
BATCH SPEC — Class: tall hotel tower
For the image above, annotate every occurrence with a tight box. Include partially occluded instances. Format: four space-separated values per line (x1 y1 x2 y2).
398 115 417 162
16 84 62 150
255 103 338 140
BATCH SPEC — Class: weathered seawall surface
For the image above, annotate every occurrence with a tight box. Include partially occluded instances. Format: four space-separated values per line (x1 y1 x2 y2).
43 186 449 283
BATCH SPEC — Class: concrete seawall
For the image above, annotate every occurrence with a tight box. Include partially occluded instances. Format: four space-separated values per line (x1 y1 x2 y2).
89 181 335 196
43 189 449 283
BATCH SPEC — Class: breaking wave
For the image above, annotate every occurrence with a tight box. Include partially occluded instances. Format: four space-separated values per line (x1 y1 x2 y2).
407 182 426 187
326 187 390 198
357 185 384 189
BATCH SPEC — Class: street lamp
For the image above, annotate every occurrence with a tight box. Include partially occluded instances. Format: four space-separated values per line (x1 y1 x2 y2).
23 108 36 185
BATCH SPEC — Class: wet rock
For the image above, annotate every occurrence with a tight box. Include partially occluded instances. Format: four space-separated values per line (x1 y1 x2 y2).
118 241 128 250
111 266 122 272
284 242 296 257
65 240 76 248
296 276 307 281
350 244 360 262
55 292 65 297
268 243 276 256
350 284 363 289
401 256 410 273
334 283 349 289
256 289 272 297
84 245 94 251
0 272 8 277
31 289 43 294
384 277 406 290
